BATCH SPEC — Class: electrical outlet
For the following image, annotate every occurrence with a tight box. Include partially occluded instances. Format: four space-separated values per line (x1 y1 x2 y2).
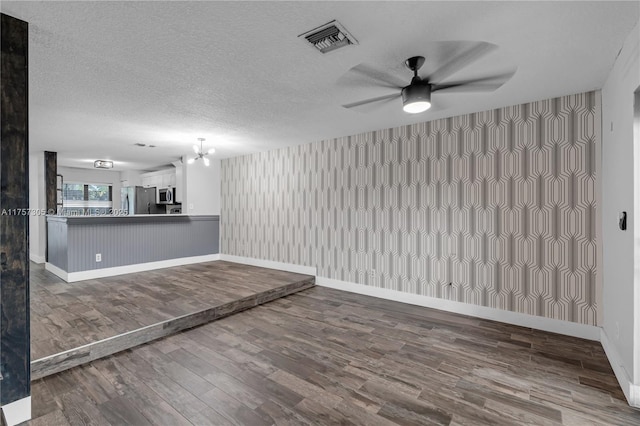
96 253 102 262
189 203 194 210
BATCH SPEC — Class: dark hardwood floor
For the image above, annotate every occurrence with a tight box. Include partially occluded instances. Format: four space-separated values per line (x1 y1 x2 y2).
26 286 640 425
30 261 313 361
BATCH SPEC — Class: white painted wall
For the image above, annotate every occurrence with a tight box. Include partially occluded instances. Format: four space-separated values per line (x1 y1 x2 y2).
58 166 122 211
636 87 640 389
601 18 640 388
184 158 220 215
28 152 46 263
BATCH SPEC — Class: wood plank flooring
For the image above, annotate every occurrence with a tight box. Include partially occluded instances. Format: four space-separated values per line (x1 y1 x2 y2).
27 286 640 425
30 261 314 362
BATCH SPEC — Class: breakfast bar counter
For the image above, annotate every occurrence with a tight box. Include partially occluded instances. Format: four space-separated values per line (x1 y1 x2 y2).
46 214 219 282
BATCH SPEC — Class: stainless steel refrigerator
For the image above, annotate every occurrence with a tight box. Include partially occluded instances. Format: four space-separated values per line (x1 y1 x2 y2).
121 186 164 215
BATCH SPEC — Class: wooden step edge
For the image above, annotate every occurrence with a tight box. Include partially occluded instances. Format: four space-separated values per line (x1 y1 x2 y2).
31 278 314 380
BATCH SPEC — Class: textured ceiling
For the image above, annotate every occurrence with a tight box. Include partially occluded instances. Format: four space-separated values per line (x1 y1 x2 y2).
1 1 638 171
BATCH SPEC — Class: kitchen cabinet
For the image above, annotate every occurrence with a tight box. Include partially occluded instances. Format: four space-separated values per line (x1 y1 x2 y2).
141 175 155 188
160 173 175 188
141 168 176 188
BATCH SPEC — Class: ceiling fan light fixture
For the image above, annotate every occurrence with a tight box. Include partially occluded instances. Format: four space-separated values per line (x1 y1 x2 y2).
94 160 113 169
403 101 431 114
402 83 431 114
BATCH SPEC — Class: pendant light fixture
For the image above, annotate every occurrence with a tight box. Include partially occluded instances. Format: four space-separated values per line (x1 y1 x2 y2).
187 138 215 166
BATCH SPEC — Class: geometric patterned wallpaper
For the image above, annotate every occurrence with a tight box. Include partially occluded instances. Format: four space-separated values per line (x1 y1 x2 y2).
221 91 601 325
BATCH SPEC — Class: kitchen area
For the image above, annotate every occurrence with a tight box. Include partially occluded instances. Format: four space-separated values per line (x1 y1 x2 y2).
120 167 184 215
29 152 222 283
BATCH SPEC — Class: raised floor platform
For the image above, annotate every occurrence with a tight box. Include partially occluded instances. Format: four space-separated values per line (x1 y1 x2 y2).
30 261 314 380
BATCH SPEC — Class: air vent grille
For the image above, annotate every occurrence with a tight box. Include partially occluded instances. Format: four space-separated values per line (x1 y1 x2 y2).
299 20 357 54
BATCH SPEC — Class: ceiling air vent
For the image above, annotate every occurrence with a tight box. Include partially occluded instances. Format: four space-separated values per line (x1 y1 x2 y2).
299 20 358 54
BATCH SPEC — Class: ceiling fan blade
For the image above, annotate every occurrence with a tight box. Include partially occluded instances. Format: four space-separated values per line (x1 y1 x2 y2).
342 93 401 109
432 71 515 93
428 43 498 84
339 63 405 89
432 82 502 93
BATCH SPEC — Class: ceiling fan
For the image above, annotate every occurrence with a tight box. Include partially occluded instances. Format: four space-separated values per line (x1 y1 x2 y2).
342 43 515 114
187 138 215 166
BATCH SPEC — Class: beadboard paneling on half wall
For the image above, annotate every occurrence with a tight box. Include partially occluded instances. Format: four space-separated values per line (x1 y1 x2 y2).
47 215 219 273
221 91 601 325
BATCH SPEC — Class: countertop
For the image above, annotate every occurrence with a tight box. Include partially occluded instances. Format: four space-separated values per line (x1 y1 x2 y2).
46 214 219 225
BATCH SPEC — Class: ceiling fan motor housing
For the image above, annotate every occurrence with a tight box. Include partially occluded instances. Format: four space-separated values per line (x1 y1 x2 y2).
402 81 432 110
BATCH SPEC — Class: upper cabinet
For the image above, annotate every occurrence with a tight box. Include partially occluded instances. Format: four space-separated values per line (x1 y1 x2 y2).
163 172 176 187
140 168 176 189
140 174 155 188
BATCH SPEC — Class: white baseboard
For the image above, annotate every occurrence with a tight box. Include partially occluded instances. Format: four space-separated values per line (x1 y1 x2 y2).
600 328 640 407
29 252 45 264
1 396 31 426
632 383 640 409
45 262 68 281
45 254 221 283
316 277 601 341
220 254 317 276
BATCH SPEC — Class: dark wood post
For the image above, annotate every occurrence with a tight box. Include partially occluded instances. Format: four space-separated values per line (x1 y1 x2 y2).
0 12 31 420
